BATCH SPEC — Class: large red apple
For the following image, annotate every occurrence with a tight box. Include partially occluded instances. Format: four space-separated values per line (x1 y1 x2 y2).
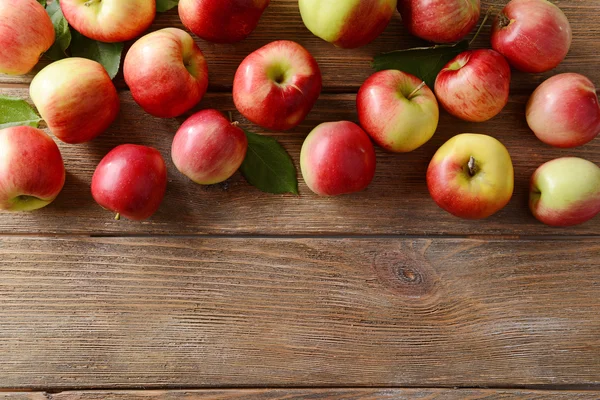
172 110 248 185
526 73 600 148
124 28 209 119
179 0 270 44
0 126 65 211
233 40 322 131
491 0 571 73
435 49 511 122
92 145 167 221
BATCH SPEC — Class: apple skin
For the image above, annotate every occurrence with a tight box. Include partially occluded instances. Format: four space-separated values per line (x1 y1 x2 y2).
179 0 270 44
124 28 209 119
357 70 439 153
530 157 600 227
172 110 248 185
398 0 481 43
427 134 514 219
491 0 571 73
0 0 54 75
299 0 397 49
301 121 376 196
233 40 322 131
91 145 167 221
30 58 120 144
60 0 155 43
526 73 600 148
0 126 65 212
435 49 511 123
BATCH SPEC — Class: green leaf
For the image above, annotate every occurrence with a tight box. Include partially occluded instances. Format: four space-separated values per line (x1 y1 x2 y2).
372 40 470 89
38 0 47 6
45 0 72 61
240 130 299 195
70 32 124 79
0 97 43 129
156 0 179 12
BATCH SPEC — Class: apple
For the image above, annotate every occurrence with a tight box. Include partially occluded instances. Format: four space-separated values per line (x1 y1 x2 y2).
526 73 600 148
357 70 439 153
0 0 54 75
398 0 481 43
300 121 376 196
0 126 65 211
233 40 322 131
60 0 155 43
172 110 248 185
179 0 270 44
427 134 514 219
91 145 167 221
491 0 571 73
124 28 209 119
435 49 511 122
30 58 120 144
530 157 600 227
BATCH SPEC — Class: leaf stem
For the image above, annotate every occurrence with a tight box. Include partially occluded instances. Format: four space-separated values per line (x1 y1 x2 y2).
470 7 494 46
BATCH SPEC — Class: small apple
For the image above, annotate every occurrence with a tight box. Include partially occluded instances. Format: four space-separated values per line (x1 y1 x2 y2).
398 0 481 43
530 157 600 227
435 49 511 122
427 134 514 219
179 0 270 44
233 40 322 131
299 0 397 49
124 28 209 119
172 110 248 185
91 145 167 221
30 58 120 144
301 121 376 196
0 0 54 75
526 73 600 148
357 70 439 153
0 126 65 211
60 0 155 43
491 0 571 73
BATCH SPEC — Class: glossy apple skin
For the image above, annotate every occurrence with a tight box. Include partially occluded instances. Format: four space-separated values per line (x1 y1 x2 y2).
299 0 397 49
124 28 209 119
91 145 167 221
530 157 600 227
491 0 571 73
357 70 439 153
0 127 65 211
0 0 54 75
179 0 270 44
301 121 376 196
526 73 600 148
427 134 514 219
172 110 248 185
60 0 155 43
233 40 322 131
399 0 480 43
435 49 511 122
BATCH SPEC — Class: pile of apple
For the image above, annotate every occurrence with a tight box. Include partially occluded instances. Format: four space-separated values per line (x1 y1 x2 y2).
0 0 599 227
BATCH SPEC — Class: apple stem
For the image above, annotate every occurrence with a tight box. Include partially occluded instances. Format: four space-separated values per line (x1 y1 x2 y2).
84 0 100 6
231 121 240 127
468 156 477 177
470 7 494 46
115 213 121 221
407 81 427 100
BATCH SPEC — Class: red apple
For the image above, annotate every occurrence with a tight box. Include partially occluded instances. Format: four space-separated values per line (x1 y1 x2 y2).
526 73 600 148
0 0 54 75
435 49 511 122
172 110 248 185
491 0 571 73
0 126 65 211
179 0 270 44
92 145 167 221
124 28 209 119
30 58 120 144
233 40 322 131
398 0 481 43
300 121 376 196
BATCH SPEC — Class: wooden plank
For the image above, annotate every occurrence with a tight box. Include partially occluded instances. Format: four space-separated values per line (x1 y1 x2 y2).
0 395 47 400
1 0 599 92
1 237 599 389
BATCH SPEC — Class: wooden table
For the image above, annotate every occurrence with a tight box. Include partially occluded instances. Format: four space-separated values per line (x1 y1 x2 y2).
1 1 599 398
